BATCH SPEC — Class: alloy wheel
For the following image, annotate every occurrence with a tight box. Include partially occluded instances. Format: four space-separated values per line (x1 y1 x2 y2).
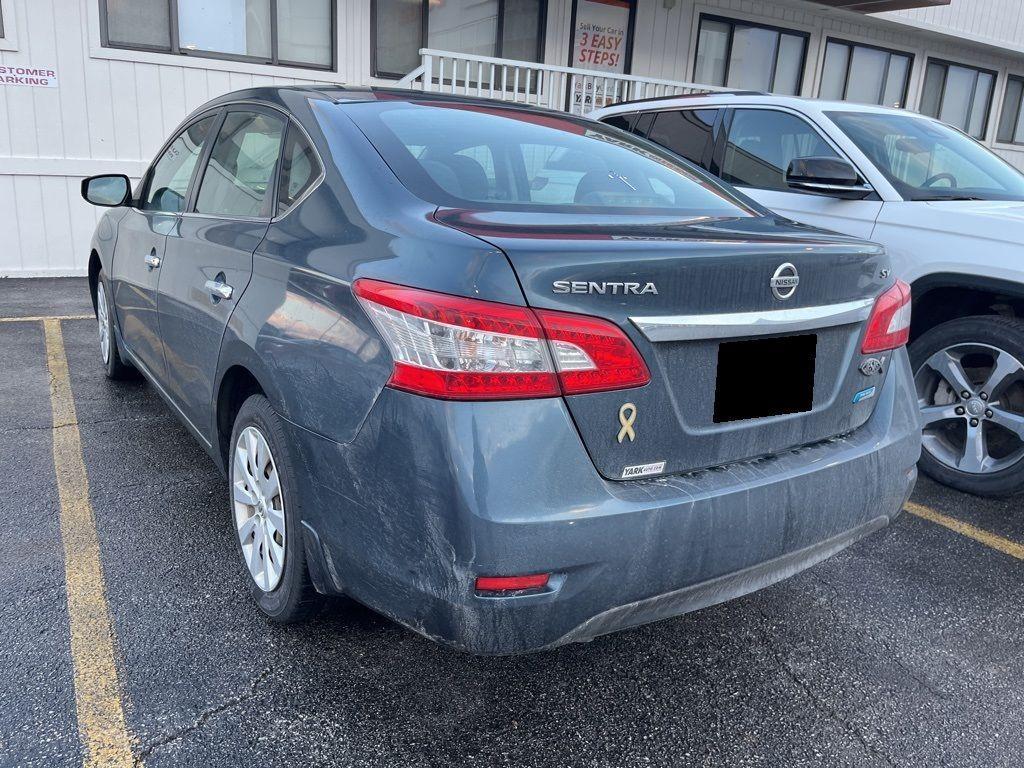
915 343 1024 475
232 426 287 592
96 281 111 365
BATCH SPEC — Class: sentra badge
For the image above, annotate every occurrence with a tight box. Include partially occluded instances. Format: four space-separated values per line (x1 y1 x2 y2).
553 281 658 295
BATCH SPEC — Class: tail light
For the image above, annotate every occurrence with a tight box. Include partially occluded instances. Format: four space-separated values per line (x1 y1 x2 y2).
353 279 649 400
862 280 911 354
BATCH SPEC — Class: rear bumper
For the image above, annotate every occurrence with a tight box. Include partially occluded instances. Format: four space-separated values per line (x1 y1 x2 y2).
287 348 921 655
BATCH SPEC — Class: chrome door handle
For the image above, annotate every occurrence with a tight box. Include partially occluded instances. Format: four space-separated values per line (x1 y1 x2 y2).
144 253 161 269
204 279 234 300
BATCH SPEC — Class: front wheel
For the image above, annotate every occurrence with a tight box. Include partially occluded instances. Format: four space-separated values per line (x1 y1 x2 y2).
229 394 321 621
911 315 1024 497
95 271 133 379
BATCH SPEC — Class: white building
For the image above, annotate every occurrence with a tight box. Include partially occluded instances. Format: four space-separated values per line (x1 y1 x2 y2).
3 0 1024 276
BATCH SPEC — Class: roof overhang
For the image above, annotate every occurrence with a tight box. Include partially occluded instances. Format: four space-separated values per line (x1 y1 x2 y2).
807 0 950 11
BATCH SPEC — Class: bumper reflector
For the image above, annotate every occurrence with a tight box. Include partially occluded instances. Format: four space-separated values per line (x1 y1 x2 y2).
474 574 550 593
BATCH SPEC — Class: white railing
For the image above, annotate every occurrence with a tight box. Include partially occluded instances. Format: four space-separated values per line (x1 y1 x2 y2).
396 49 729 115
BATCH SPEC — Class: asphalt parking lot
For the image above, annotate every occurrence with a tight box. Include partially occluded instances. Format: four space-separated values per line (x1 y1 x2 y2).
3 277 1024 768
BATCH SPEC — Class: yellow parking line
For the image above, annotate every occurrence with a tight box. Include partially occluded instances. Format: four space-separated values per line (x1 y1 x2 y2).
905 500 1024 561
43 319 136 768
0 314 93 323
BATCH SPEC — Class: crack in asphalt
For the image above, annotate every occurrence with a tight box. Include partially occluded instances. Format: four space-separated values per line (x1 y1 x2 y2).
133 666 278 765
755 607 896 768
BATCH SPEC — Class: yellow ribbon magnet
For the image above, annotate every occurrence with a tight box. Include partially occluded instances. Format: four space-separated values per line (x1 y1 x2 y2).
617 402 637 443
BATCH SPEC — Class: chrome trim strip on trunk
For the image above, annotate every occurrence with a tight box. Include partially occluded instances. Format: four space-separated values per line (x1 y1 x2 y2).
630 297 875 342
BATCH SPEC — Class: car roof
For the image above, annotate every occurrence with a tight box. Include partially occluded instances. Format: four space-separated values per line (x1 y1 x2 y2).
197 85 578 120
592 92 917 118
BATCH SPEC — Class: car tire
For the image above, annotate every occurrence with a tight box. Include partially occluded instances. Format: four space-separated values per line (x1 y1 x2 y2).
95 270 134 380
910 315 1024 497
229 394 322 622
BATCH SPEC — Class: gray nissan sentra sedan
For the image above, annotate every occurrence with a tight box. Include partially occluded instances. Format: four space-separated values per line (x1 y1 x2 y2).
81 87 921 654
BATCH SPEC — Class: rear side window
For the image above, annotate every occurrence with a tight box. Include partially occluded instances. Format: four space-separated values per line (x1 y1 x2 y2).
343 101 755 217
601 113 637 132
277 127 322 216
143 114 217 213
196 110 285 218
646 109 718 169
723 108 839 191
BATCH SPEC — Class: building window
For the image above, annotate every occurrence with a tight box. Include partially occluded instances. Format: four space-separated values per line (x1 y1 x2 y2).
818 39 911 108
373 0 545 79
997 75 1024 145
919 58 995 139
693 15 807 96
100 0 335 70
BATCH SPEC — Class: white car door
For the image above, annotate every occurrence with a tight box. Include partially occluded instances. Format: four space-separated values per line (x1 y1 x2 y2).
723 107 882 239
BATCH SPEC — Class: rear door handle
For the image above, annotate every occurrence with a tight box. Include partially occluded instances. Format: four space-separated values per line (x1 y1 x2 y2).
204 279 234 301
144 252 161 269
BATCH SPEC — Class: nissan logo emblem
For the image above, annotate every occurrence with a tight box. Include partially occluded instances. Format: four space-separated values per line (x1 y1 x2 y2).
770 262 800 300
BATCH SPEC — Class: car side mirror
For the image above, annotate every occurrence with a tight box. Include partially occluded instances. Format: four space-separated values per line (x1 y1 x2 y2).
785 157 872 200
82 174 132 207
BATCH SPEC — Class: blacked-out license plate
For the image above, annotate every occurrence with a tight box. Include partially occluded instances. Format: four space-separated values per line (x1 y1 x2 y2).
713 334 817 423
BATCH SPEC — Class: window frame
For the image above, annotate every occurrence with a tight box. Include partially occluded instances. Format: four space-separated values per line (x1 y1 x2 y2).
135 107 224 214
692 13 810 95
996 73 1024 146
919 57 997 139
135 101 325 222
99 0 338 72
370 0 548 80
818 37 913 108
718 105 873 196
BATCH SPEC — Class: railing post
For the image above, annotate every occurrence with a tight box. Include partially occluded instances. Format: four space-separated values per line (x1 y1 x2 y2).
422 53 432 91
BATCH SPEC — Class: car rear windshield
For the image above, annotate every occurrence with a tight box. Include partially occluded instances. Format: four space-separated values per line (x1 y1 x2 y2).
341 100 756 217
827 110 1024 201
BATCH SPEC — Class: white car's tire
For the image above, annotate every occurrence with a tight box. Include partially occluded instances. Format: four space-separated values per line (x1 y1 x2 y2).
911 316 1024 497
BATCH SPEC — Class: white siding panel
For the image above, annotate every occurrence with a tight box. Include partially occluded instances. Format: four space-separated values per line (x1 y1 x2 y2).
0 175 21 273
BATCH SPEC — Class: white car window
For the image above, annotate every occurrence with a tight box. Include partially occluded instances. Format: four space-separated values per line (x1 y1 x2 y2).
723 109 839 191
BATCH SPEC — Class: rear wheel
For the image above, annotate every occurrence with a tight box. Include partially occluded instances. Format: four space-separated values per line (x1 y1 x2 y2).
911 316 1024 497
229 394 321 621
95 271 133 379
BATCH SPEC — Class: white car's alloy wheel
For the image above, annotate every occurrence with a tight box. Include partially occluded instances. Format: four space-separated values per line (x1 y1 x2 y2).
232 426 287 592
96 281 111 365
915 343 1024 475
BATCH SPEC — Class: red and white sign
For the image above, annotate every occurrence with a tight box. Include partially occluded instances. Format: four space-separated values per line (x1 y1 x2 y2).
571 0 632 110
0 65 58 88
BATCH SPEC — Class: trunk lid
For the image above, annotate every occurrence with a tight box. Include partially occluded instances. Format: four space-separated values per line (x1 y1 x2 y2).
436 209 892 480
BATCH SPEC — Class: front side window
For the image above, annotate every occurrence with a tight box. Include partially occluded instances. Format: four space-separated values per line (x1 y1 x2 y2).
997 75 1024 145
819 39 912 108
919 59 995 139
645 109 718 169
143 114 217 213
373 0 544 79
828 110 1024 201
693 16 807 96
101 0 334 69
196 111 285 217
343 102 755 217
723 109 839 191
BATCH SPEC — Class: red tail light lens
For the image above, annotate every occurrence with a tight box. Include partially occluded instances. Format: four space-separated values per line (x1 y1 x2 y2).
535 309 651 395
353 279 649 400
862 280 912 354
